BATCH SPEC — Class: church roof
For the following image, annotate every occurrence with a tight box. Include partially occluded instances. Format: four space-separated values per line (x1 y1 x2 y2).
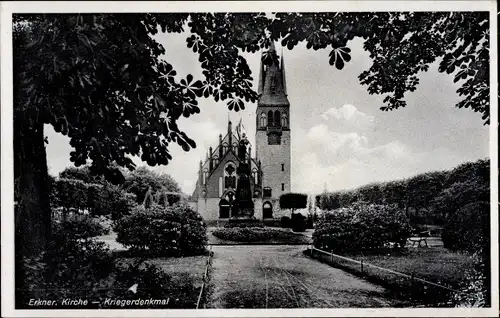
257 42 290 107
190 120 259 201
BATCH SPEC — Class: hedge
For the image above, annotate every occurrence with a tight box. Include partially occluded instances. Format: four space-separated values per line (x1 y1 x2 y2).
212 227 308 244
442 201 490 253
313 203 411 253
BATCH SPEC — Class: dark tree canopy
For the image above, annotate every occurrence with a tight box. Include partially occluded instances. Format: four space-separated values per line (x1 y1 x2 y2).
58 166 101 184
12 12 490 260
123 166 181 204
14 12 490 179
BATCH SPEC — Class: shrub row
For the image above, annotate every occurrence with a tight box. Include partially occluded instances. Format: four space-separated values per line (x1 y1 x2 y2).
224 220 265 228
313 203 411 253
315 159 489 226
212 227 308 244
442 201 490 253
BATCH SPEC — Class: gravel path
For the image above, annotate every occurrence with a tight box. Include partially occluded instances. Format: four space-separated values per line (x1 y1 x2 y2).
207 245 404 308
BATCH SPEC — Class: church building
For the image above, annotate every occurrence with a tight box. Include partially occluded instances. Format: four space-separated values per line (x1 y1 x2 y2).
189 43 291 221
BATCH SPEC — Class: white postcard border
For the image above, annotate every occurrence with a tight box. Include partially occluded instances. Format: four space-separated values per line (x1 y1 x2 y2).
1 1 498 317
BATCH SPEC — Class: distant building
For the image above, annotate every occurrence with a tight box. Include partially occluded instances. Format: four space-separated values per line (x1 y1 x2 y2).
189 43 291 221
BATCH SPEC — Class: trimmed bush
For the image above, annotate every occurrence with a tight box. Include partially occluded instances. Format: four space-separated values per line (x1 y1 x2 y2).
291 213 307 232
279 193 308 213
280 216 291 228
313 203 411 253
442 201 490 253
113 204 207 256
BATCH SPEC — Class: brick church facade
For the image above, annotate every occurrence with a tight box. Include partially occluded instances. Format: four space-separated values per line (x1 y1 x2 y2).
189 43 291 221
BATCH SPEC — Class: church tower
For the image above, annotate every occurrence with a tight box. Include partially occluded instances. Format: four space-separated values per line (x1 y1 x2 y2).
255 42 291 212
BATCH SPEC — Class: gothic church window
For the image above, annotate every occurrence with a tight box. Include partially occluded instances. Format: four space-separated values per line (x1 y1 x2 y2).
218 177 223 196
203 169 208 185
260 113 267 128
281 163 284 171
224 163 236 189
275 110 281 127
267 110 274 127
252 168 259 185
263 187 272 198
282 183 285 191
281 113 288 127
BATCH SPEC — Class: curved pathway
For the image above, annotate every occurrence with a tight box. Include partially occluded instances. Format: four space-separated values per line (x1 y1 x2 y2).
207 245 405 308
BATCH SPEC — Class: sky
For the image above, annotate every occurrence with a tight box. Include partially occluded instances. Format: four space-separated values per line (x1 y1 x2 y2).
44 23 490 195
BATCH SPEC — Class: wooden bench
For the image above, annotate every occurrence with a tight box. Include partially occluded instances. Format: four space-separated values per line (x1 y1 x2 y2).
407 230 431 247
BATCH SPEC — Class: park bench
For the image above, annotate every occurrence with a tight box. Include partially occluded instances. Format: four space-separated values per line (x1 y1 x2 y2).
407 230 431 248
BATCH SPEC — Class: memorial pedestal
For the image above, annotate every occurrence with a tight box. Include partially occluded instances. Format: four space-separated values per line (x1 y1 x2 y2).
226 159 263 228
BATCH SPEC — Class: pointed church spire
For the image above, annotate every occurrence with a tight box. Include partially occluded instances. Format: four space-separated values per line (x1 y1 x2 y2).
257 57 265 95
258 40 276 96
281 48 287 96
228 117 232 146
257 41 290 107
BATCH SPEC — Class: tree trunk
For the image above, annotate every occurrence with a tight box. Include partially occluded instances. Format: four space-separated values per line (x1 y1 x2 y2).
14 115 52 304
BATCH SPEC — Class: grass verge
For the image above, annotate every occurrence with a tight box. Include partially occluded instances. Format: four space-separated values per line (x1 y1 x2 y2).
306 246 473 307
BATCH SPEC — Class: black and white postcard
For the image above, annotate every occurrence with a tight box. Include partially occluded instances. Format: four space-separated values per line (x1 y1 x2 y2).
1 1 498 317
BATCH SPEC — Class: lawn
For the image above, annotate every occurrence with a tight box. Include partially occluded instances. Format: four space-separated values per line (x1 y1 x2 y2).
308 246 473 307
115 253 211 308
207 245 405 308
351 247 472 289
